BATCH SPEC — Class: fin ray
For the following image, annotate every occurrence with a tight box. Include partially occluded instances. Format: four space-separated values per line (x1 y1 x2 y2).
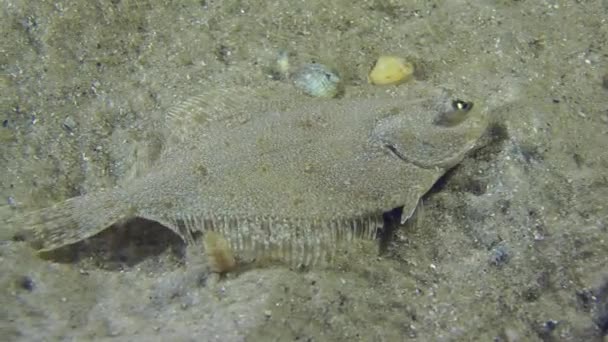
165 212 383 269
164 87 289 144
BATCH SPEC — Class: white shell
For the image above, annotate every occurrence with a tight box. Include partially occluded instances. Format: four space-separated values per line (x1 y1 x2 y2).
292 63 341 98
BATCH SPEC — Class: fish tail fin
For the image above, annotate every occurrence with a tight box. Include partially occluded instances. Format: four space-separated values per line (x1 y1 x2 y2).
1 189 135 252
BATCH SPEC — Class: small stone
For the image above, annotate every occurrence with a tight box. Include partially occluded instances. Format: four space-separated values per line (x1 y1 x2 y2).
603 73 608 90
63 116 77 133
543 320 558 331
263 310 272 318
274 50 290 80
489 245 510 266
536 320 559 339
18 275 35 291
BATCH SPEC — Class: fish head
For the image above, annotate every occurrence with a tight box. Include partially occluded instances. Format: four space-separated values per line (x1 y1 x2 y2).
369 91 489 170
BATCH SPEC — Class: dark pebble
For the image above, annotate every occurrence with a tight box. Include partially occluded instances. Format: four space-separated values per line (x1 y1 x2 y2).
18 275 35 291
535 320 559 340
543 320 558 331
489 245 510 266
603 73 608 90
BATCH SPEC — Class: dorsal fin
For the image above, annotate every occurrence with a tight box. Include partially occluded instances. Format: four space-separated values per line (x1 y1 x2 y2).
164 86 290 144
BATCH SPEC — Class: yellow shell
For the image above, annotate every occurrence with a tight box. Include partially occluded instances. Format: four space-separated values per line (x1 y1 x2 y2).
368 56 414 85
203 231 236 273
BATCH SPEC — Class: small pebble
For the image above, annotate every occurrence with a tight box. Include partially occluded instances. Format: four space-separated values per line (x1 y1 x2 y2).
63 116 77 133
602 73 608 90
274 50 290 80
18 275 35 291
543 320 558 331
489 245 510 266
536 320 559 339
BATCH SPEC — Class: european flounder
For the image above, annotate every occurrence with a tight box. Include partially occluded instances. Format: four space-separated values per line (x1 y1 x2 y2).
3 84 488 269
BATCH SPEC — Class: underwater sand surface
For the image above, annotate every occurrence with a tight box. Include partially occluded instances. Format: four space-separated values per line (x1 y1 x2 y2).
1 0 607 340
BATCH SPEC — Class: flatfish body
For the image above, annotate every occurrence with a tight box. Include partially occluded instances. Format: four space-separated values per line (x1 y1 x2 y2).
3 85 488 269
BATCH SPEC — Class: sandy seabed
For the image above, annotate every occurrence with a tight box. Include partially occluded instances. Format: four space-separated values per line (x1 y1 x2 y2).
1 0 607 341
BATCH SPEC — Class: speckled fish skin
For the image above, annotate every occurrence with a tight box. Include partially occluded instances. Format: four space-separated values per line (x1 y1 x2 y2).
4 84 488 268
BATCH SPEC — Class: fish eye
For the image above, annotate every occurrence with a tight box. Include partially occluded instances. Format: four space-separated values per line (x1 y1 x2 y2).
434 99 475 127
452 99 473 112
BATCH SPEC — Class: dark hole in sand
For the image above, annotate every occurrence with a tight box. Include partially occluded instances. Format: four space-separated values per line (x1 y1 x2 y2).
40 217 186 270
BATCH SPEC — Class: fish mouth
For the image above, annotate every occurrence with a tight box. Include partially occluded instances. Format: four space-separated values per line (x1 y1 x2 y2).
382 142 443 169
384 143 408 162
